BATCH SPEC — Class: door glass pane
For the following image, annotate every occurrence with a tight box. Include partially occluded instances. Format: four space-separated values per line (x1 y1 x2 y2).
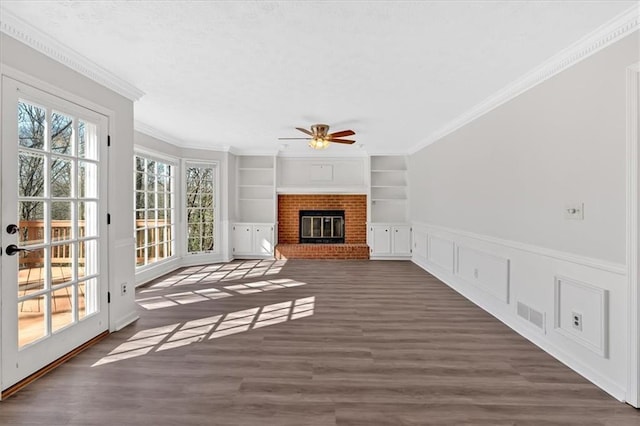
78 120 98 160
19 201 45 245
51 243 72 285
19 295 46 348
51 157 72 197
18 151 45 197
79 201 98 237
51 112 73 155
79 278 98 320
79 161 98 198
52 201 73 242
51 285 74 333
18 101 45 150
79 239 98 279
18 248 46 296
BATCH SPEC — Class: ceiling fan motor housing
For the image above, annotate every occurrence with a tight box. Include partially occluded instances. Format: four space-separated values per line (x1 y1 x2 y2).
311 124 330 138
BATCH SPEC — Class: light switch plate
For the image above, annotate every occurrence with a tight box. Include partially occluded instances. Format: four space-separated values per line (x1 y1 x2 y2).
565 203 584 220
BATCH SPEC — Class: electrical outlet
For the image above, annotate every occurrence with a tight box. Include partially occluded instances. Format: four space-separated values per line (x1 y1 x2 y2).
121 283 127 296
571 311 583 331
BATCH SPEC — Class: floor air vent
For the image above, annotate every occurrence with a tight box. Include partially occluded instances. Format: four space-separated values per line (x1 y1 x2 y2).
517 301 545 332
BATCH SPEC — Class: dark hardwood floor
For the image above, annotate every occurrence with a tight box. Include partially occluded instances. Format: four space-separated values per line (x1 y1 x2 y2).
1 259 638 425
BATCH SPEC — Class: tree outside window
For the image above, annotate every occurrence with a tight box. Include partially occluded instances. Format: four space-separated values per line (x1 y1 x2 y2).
186 165 215 253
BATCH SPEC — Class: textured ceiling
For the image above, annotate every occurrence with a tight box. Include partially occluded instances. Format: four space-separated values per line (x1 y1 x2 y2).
1 1 636 155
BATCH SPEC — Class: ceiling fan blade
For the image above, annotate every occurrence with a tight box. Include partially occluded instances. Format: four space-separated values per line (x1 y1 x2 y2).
295 127 314 136
278 137 312 140
327 130 355 138
329 139 355 144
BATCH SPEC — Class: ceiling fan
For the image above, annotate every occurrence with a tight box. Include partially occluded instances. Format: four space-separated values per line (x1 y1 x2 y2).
279 124 355 150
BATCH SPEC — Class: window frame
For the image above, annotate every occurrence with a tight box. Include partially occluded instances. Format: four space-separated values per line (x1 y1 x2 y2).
183 160 219 255
133 151 177 269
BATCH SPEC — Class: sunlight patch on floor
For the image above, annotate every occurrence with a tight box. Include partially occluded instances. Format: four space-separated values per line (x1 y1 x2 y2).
139 259 289 292
136 279 306 310
92 296 315 367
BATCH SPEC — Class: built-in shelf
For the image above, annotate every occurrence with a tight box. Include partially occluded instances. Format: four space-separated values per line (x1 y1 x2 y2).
370 155 408 223
237 155 276 223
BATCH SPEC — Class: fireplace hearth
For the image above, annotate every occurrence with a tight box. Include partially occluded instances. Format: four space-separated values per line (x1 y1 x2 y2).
299 210 345 244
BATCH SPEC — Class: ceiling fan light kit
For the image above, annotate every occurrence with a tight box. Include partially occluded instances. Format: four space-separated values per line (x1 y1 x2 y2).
279 123 356 150
309 138 330 150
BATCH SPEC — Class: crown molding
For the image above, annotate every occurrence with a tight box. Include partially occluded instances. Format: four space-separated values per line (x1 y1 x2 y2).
229 147 280 156
0 7 144 101
409 4 640 155
134 121 231 152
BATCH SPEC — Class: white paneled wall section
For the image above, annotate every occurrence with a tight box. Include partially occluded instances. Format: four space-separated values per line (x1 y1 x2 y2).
412 222 626 400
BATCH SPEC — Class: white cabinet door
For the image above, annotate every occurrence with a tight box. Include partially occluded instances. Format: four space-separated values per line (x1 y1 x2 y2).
392 226 411 255
371 225 392 254
254 225 274 255
233 225 253 254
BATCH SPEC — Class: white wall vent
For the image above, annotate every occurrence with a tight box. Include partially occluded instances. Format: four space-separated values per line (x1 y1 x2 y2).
517 301 545 332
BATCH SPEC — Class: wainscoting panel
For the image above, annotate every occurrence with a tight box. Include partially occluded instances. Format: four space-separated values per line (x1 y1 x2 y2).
456 246 510 303
555 276 609 358
413 229 428 259
427 235 455 273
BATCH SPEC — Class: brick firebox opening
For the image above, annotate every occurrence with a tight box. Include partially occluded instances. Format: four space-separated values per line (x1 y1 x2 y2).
276 194 369 260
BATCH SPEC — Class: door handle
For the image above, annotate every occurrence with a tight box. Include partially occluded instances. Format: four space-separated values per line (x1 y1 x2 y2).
6 224 19 234
5 244 30 256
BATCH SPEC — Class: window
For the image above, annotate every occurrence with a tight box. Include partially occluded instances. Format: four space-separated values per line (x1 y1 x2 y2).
185 163 215 253
134 155 175 267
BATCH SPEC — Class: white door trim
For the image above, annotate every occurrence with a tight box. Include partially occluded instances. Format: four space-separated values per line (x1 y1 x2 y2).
626 62 640 408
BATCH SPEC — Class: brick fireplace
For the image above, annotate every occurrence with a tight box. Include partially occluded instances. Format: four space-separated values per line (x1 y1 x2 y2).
276 194 369 259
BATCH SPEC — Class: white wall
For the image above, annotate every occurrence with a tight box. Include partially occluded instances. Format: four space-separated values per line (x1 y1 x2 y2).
0 33 139 332
409 32 639 401
277 156 368 193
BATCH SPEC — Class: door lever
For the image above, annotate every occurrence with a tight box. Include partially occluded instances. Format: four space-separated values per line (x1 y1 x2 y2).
5 244 30 256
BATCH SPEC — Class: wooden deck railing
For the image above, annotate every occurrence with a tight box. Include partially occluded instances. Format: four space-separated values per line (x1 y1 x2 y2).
17 219 172 268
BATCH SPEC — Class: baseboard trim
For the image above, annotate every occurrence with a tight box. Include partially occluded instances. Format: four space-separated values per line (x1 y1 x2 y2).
370 255 412 261
114 312 140 332
1 330 110 400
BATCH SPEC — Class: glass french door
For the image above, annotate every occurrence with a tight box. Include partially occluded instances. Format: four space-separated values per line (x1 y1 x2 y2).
1 77 109 390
